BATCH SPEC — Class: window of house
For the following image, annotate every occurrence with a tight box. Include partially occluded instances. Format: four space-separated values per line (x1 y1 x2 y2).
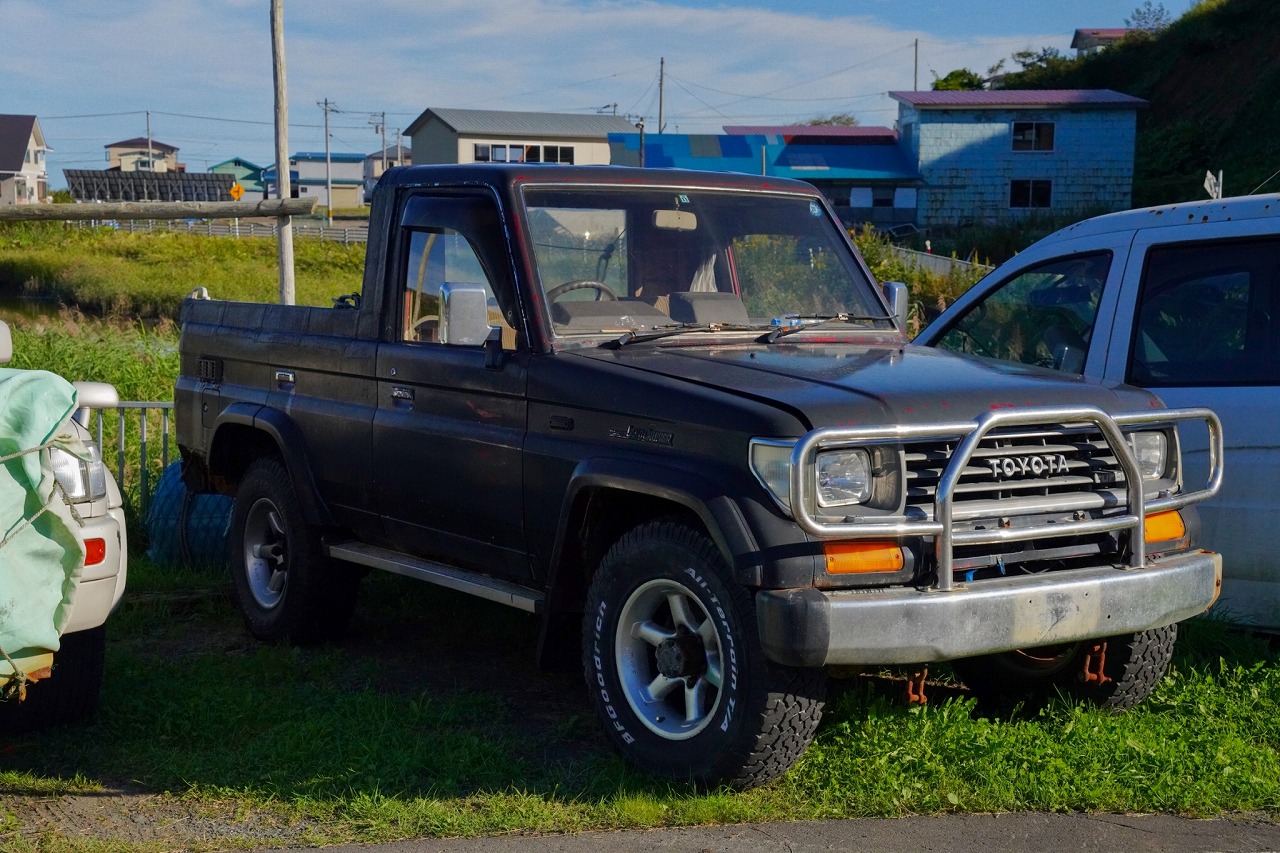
871 187 895 208
472 143 574 165
1128 238 1280 387
1010 179 1052 209
1012 121 1055 151
934 251 1111 372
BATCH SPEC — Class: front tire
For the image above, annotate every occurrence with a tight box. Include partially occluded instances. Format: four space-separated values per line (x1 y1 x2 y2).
952 624 1178 710
582 520 825 789
229 457 359 645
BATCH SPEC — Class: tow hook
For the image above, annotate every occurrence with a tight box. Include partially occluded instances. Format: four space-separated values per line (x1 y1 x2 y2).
1079 642 1111 685
905 666 929 704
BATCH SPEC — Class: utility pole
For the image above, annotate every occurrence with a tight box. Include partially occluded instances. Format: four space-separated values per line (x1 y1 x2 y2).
271 0 296 305
636 120 645 167
145 110 154 199
396 128 403 165
320 98 334 226
658 57 666 133
914 39 919 90
371 111 387 177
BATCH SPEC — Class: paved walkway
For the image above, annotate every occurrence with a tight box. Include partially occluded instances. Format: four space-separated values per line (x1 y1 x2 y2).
303 812 1280 853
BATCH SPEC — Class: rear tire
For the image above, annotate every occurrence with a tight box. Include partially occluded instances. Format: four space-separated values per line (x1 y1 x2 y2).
0 626 106 732
582 520 826 789
952 624 1178 710
229 457 359 644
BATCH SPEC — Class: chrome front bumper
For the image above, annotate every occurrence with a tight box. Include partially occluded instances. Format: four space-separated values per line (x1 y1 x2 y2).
756 550 1222 667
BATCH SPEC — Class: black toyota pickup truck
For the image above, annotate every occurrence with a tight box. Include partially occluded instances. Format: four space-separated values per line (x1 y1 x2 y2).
176 164 1223 788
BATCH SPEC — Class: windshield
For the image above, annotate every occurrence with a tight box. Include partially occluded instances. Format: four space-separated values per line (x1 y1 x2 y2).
522 185 887 339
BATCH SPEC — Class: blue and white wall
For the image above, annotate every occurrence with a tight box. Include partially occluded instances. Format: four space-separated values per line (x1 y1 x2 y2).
897 105 1138 227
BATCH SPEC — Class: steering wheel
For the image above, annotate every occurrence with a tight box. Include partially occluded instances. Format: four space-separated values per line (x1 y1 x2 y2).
545 279 618 302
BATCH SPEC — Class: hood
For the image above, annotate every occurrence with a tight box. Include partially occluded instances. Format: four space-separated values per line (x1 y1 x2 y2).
569 338 1161 430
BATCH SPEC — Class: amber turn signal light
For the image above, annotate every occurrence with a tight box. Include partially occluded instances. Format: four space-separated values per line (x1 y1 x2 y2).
825 541 905 574
1144 510 1186 544
84 538 107 566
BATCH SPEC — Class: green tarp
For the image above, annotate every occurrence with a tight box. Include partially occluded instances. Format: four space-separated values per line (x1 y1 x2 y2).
0 368 88 673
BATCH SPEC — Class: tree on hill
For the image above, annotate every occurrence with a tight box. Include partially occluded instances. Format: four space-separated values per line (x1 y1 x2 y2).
932 69 986 91
1126 1 1173 30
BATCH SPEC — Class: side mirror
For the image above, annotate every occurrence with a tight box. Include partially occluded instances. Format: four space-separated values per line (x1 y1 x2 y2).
439 282 495 347
0 320 10 364
72 381 120 426
881 280 909 332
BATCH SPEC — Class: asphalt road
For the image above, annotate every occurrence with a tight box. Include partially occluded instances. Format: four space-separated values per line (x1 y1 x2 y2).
299 813 1280 853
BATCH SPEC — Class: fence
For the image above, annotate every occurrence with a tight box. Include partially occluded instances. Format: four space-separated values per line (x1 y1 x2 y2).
83 401 175 517
888 246 992 277
77 217 370 245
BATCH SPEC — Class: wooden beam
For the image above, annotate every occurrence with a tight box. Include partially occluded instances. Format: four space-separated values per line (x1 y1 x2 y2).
0 198 317 222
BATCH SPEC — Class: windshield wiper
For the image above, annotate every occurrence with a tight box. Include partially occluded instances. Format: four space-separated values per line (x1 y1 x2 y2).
601 323 756 349
759 313 890 344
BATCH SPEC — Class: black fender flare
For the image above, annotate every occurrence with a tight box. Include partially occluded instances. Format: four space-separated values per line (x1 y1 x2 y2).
535 456 762 669
208 402 334 528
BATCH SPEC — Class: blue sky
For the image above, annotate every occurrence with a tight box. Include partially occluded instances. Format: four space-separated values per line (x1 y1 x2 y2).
0 0 1191 187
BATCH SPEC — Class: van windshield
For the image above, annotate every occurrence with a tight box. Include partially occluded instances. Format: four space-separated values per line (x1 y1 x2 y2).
521 186 888 339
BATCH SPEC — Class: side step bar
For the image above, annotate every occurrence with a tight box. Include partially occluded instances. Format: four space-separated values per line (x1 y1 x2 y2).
327 541 543 614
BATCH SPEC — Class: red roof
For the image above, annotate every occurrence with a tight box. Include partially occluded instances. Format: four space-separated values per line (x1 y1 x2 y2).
1071 28 1132 48
889 89 1147 110
723 125 897 141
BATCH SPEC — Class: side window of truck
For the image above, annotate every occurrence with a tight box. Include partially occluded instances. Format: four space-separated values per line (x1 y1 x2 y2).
935 251 1111 373
1128 238 1280 387
398 194 519 347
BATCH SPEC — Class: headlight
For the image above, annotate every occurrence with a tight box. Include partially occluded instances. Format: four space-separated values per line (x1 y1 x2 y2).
1127 431 1167 480
817 449 872 507
750 440 794 512
751 441 879 514
49 442 108 502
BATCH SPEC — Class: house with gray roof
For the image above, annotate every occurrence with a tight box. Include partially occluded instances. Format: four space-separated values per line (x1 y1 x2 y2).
405 108 638 167
0 114 49 204
889 89 1147 227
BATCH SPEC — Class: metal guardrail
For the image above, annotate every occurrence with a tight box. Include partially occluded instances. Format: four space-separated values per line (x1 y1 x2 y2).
85 401 176 516
888 246 992 276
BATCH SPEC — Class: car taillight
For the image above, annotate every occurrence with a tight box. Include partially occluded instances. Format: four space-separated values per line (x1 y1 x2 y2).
84 538 107 566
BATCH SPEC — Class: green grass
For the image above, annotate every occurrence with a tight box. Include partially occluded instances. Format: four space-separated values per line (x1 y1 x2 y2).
3 557 1279 851
2 229 1277 850
0 222 365 320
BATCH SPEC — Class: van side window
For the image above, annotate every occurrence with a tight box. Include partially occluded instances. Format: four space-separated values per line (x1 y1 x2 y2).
1129 239 1280 387
934 252 1111 373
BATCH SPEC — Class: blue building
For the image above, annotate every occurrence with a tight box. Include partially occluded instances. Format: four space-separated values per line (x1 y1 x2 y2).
608 125 919 229
609 90 1147 230
889 89 1147 226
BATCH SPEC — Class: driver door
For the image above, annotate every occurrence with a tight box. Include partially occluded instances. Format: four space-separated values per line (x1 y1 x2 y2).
372 191 530 581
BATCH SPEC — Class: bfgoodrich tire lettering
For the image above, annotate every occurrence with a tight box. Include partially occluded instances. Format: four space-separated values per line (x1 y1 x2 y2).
582 520 825 789
229 457 359 645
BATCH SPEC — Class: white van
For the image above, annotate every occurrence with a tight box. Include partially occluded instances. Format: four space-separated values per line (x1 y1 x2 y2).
917 194 1280 630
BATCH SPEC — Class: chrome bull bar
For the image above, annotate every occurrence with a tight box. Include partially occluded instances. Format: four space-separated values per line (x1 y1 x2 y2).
788 405 1223 592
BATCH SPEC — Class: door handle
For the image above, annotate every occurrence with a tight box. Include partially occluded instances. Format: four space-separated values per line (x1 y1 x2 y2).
275 369 295 388
391 386 414 401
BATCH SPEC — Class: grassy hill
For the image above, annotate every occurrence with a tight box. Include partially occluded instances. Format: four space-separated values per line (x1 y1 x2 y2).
1001 0 1280 205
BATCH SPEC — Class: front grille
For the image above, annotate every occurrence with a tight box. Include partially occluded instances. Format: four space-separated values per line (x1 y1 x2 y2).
903 424 1126 522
